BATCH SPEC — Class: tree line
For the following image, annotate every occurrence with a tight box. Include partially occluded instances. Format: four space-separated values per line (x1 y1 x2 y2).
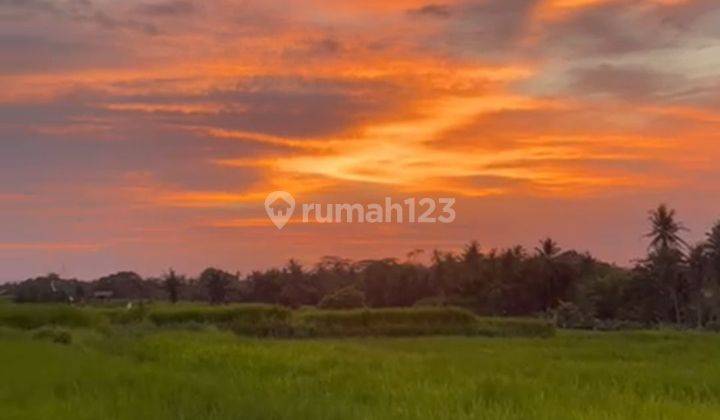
5 204 720 328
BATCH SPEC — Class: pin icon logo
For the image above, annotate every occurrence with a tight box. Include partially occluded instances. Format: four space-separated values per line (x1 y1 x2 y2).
265 191 295 229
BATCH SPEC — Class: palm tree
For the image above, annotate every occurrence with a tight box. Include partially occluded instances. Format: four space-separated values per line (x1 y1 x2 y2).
645 204 687 323
646 204 687 251
462 241 482 267
462 241 483 290
536 238 561 259
535 238 562 310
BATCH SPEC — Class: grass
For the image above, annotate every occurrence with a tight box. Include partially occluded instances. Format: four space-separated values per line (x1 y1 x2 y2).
148 303 291 326
295 307 553 337
0 304 101 329
1 326 719 419
0 303 555 338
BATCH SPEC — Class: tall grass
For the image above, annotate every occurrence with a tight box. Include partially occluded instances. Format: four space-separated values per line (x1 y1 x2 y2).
0 304 100 329
148 304 291 326
297 307 481 337
1 329 720 419
0 303 554 338
476 317 556 338
295 307 554 338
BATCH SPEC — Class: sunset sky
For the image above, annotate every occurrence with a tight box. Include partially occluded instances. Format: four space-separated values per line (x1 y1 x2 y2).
1 0 720 281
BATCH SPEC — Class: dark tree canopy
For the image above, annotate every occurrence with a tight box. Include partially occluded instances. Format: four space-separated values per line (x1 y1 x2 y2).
7 204 720 328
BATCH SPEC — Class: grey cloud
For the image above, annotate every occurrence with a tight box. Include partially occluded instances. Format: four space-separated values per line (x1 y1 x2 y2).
283 37 344 59
0 0 92 19
0 0 159 34
84 10 159 34
56 76 412 139
0 0 58 13
545 7 672 57
568 64 686 101
407 4 451 18
538 1 720 58
0 91 267 191
654 0 720 36
419 0 540 59
135 0 195 17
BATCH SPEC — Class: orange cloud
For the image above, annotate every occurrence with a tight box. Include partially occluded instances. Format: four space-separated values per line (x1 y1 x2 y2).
1 0 719 278
0 243 104 252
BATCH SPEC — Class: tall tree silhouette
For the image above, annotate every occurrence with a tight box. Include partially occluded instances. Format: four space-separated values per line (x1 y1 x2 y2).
686 244 709 328
706 220 720 285
535 238 563 311
646 204 687 250
536 238 561 259
163 269 182 304
201 268 234 305
644 205 687 323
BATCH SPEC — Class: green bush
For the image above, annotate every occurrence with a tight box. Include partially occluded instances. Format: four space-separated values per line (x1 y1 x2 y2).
0 302 555 339
0 304 98 329
117 303 149 324
148 304 291 327
318 286 365 310
553 301 594 329
94 303 149 325
229 318 294 338
32 328 73 345
476 317 555 338
705 320 720 332
412 296 479 312
296 307 481 337
592 319 647 331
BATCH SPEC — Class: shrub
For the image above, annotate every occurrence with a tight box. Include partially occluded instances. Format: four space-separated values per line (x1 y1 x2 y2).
97 303 149 325
476 318 555 338
230 318 294 338
32 328 73 345
148 304 291 327
412 296 479 312
592 319 647 331
705 320 720 332
318 287 365 310
553 301 594 329
0 304 98 329
296 307 481 337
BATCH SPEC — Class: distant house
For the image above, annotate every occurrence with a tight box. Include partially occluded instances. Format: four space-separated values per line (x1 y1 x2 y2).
268 197 292 217
93 290 114 300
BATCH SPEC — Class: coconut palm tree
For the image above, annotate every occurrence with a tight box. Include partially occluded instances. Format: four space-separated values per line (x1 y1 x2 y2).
646 204 687 250
645 204 687 323
535 238 563 310
536 238 561 260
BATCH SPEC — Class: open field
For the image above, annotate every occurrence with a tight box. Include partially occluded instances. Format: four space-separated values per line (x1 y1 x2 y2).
2 324 720 419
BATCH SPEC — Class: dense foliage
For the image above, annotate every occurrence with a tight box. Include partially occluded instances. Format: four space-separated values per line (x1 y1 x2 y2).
0 302 554 338
317 286 365 309
4 204 720 328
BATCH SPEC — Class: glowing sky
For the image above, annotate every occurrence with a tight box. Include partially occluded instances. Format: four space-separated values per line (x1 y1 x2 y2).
1 0 720 280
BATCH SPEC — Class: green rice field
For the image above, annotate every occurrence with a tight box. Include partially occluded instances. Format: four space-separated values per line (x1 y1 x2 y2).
1 324 719 419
